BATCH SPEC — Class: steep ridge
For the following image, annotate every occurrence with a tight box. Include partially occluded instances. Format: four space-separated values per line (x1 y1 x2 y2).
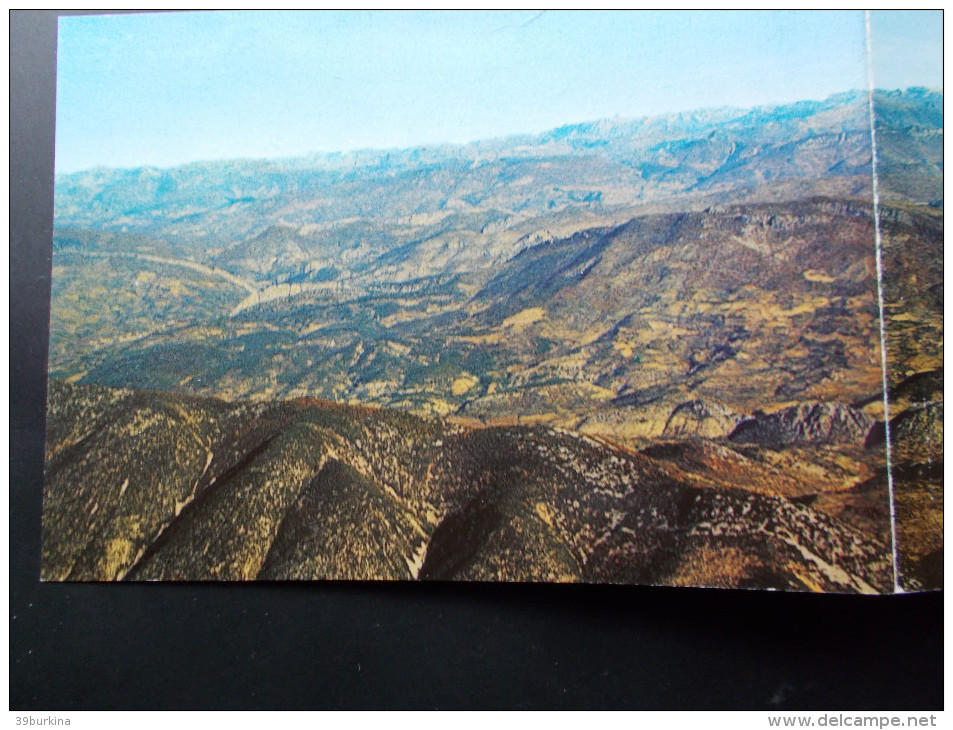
43 380 892 592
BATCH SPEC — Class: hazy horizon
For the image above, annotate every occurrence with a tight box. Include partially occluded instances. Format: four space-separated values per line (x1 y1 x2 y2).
54 10 941 174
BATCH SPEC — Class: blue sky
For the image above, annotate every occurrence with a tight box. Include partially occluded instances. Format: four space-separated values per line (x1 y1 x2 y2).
54 10 942 173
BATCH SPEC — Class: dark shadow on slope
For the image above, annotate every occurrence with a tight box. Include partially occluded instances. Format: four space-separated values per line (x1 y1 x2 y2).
121 432 280 581
418 496 503 581
256 458 344 580
917 549 943 589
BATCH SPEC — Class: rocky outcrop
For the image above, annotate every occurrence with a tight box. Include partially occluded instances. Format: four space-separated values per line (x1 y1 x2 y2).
728 402 874 448
662 399 741 439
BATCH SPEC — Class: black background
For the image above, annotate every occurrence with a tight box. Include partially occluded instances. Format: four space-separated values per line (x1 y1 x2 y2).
10 10 943 710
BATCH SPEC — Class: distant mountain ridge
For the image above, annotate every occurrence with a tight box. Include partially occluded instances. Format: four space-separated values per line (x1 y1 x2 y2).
53 88 940 260
58 87 911 179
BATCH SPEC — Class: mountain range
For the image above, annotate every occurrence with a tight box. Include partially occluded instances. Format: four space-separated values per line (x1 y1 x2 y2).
44 88 943 590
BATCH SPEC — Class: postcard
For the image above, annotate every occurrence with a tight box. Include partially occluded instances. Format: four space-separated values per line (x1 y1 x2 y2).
43 10 942 591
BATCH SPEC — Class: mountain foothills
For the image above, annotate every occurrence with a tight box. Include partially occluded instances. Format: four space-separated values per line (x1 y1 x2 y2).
44 89 942 591
44 379 892 591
